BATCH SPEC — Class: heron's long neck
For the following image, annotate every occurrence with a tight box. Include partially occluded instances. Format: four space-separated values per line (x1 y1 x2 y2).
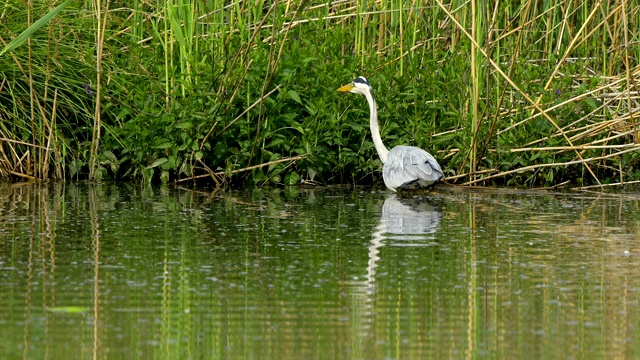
364 90 389 163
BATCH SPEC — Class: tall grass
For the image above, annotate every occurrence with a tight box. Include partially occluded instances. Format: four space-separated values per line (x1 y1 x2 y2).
1 0 639 188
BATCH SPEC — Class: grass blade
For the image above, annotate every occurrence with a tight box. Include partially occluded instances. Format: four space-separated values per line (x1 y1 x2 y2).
0 0 74 57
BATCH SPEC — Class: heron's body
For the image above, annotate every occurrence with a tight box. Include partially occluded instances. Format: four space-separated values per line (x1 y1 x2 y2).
338 76 443 192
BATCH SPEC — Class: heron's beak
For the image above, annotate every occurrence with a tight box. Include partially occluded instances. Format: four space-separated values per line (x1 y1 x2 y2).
337 84 354 92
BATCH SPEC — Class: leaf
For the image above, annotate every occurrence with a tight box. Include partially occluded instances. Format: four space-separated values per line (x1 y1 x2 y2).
168 9 187 50
584 98 597 111
288 90 302 105
307 167 317 181
102 150 118 164
529 152 540 161
117 107 131 119
305 104 317 115
69 159 83 178
174 121 193 129
265 137 285 148
147 158 168 169
151 140 172 149
0 0 74 57
347 122 364 131
253 168 265 182
46 306 90 314
302 57 318 65
160 170 170 184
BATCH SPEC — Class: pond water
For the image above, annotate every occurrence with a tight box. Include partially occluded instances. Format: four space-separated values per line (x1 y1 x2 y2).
1 183 640 359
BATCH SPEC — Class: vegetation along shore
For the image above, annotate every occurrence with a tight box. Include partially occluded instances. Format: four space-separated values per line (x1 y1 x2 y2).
1 0 639 189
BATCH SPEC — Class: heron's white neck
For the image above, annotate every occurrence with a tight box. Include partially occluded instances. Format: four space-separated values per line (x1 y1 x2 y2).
364 90 389 163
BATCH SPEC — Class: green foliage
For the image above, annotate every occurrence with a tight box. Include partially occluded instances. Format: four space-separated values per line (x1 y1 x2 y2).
1 0 638 188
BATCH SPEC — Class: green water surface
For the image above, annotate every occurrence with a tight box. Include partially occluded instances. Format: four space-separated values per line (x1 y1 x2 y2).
1 183 640 359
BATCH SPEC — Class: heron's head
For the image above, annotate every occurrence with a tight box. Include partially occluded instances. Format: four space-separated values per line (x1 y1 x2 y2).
337 76 372 96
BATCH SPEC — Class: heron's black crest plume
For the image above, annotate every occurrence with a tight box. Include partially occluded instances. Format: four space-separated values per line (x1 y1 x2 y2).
353 76 374 98
353 76 370 86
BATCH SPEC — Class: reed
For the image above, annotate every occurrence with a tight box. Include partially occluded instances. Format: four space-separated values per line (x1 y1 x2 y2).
1 0 639 188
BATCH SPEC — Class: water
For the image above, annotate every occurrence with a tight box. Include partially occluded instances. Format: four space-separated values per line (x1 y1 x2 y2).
1 183 640 359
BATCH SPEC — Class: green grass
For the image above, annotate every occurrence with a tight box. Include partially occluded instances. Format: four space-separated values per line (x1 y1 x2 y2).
1 0 639 188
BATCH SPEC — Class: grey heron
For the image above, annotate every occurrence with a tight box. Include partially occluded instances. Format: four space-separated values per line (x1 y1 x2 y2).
337 76 444 192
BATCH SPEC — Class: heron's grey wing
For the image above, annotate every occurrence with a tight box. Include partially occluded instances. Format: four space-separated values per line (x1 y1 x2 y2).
382 146 443 191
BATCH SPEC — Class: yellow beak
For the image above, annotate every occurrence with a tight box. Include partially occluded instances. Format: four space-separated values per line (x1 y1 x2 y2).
337 84 354 92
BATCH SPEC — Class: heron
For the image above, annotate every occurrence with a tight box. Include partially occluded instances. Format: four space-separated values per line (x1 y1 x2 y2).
337 76 444 192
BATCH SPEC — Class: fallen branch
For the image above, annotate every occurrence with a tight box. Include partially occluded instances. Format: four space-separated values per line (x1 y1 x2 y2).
462 146 640 186
0 138 47 149
7 170 38 181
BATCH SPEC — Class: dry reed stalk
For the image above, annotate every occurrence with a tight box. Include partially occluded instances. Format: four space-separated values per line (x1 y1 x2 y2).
196 158 221 187
42 88 58 178
27 3 35 178
89 0 110 181
0 136 12 178
491 62 640 186
589 128 638 145
4 29 55 180
4 144 18 175
445 168 498 182
567 119 624 144
573 2 623 50
575 179 640 190
376 40 430 71
621 0 638 142
510 144 639 152
440 148 460 160
471 2 639 188
249 8 281 164
469 0 479 177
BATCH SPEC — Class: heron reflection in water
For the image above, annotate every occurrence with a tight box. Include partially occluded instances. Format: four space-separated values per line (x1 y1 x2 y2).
348 194 442 355
365 194 443 290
